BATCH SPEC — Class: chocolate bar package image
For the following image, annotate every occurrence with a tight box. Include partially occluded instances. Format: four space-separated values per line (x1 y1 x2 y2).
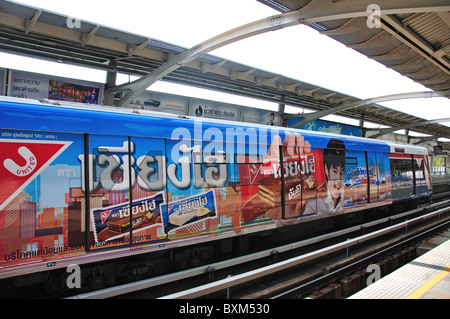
241 148 327 222
91 192 164 244
162 190 216 233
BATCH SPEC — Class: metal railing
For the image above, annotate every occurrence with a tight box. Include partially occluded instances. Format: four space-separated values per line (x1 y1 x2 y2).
432 166 448 175
159 205 450 299
67 200 450 299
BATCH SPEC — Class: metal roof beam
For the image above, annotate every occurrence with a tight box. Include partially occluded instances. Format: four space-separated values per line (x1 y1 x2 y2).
412 135 441 145
287 90 449 128
381 14 450 74
111 10 305 107
126 39 150 56
0 11 165 61
80 25 99 46
369 116 450 139
24 9 41 34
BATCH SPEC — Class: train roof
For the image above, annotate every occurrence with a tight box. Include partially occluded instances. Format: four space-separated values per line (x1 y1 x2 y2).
383 140 428 156
0 96 428 155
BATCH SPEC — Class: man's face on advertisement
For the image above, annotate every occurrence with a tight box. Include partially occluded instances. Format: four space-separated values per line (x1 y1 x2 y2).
326 164 344 201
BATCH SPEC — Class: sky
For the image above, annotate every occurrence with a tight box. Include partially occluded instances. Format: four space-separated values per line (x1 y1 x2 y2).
2 0 450 138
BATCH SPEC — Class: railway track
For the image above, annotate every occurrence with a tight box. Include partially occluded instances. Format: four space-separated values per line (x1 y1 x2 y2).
66 196 450 299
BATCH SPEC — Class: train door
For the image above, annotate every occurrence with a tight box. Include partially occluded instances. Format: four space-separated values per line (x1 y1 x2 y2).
0 129 85 267
377 152 392 201
87 135 166 250
367 152 385 203
367 151 380 202
366 151 392 204
422 155 433 193
131 136 167 244
389 154 414 201
237 149 278 223
413 155 430 196
281 143 303 219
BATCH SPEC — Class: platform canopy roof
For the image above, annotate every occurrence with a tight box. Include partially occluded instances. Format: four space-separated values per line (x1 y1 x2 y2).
0 0 449 140
259 0 450 93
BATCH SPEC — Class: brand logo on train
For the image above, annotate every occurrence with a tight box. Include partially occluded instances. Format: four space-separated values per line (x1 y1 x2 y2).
101 210 112 224
0 139 71 211
195 106 203 117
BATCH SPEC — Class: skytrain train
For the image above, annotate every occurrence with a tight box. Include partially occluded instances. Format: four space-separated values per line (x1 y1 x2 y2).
0 96 432 292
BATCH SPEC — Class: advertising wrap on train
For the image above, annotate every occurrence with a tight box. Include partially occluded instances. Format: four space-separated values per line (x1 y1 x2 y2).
0 127 394 270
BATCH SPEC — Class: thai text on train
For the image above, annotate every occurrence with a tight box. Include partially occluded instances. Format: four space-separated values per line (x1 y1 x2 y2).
78 119 283 192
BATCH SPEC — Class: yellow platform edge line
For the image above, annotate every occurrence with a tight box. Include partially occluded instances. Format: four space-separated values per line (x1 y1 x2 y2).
429 292 450 299
406 265 450 299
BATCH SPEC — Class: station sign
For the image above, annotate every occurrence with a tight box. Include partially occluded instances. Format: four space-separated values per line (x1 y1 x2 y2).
129 91 188 116
241 107 280 126
132 90 281 126
188 98 241 122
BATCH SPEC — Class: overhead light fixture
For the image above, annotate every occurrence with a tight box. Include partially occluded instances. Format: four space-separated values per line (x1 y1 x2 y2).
258 0 290 12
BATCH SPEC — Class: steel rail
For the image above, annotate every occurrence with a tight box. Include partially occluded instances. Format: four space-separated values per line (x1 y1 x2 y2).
159 205 450 299
66 200 450 299
271 218 450 299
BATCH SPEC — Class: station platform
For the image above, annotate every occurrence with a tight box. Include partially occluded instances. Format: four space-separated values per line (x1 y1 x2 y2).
349 236 450 299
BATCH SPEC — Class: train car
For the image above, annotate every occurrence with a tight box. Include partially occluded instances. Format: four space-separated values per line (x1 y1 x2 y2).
0 96 432 292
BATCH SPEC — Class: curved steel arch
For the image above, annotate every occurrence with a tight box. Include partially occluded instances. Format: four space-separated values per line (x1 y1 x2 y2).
111 10 303 107
111 2 450 107
287 90 450 128
368 116 450 139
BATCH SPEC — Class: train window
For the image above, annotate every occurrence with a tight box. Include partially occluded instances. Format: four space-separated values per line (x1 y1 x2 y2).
389 157 414 200
233 153 264 186
301 142 349 217
193 150 229 188
280 144 303 220
343 151 368 208
162 138 231 236
234 143 283 222
377 152 391 201
88 134 135 250
345 157 358 166
367 152 380 202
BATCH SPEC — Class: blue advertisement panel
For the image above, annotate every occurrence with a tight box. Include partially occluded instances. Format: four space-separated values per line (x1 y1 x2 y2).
287 117 361 137
0 128 85 266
